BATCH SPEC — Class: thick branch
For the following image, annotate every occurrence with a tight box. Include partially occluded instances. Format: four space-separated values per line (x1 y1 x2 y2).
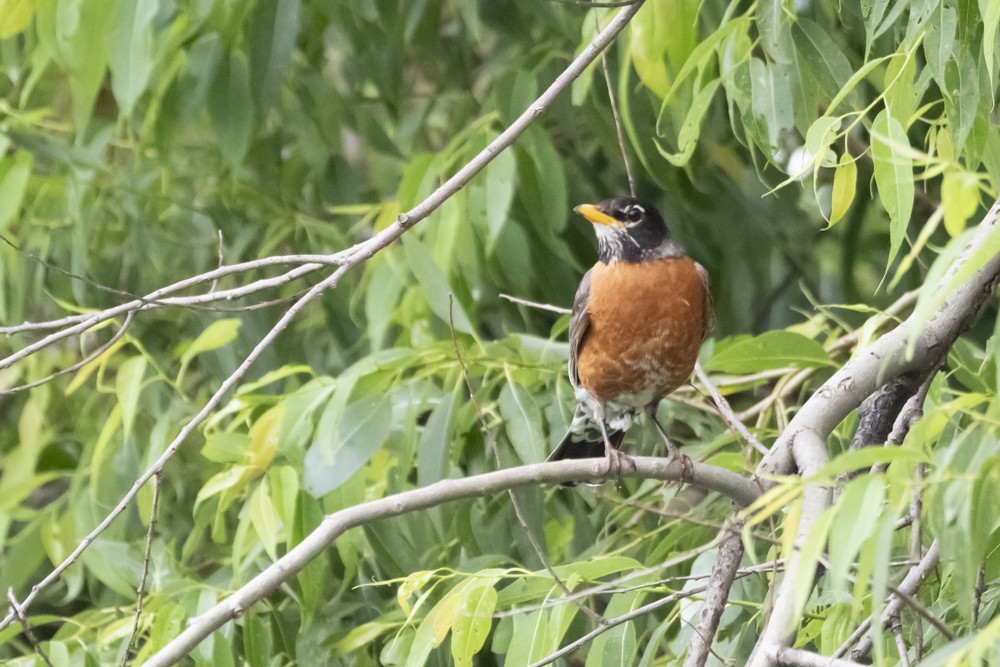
767 646 863 667
759 200 1000 479
144 456 759 667
749 430 832 667
683 520 745 667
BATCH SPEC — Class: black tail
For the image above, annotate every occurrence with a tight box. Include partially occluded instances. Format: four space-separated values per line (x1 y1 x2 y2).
548 428 626 461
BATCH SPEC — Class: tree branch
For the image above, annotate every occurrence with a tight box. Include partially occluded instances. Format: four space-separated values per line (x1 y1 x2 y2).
767 646 863 667
683 519 745 667
749 430 832 667
143 456 758 667
759 199 1000 479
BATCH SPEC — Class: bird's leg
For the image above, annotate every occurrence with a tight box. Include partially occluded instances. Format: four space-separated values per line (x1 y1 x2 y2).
595 404 632 482
646 405 693 482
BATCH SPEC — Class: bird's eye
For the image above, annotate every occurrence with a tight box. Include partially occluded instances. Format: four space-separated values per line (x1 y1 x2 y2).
625 206 643 223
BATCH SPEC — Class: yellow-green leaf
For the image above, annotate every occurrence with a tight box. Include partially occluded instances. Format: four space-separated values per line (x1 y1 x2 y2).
941 170 981 237
829 153 858 226
870 109 914 264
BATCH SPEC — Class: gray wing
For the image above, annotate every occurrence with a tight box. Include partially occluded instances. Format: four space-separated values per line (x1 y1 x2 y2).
567 269 593 387
695 261 714 339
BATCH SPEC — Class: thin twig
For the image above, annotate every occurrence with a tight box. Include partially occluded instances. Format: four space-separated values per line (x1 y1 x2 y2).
694 361 769 455
7 587 54 667
121 471 163 666
891 619 911 667
0 312 134 395
498 293 572 314
448 296 605 626
594 12 635 196
209 230 224 294
528 584 712 667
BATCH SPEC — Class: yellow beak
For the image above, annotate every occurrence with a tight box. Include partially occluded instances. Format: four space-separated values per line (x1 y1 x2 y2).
573 203 621 227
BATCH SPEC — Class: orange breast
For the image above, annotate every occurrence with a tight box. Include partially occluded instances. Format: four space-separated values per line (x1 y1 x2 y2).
576 257 708 405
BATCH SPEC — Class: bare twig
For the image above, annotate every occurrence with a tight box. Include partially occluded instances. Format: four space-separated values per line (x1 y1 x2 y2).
498 293 572 314
7 587 54 667
144 455 758 667
594 12 635 196
683 520 744 667
0 312 134 395
890 619 911 667
694 361 769 455
528 584 711 667
842 539 941 660
121 471 162 666
766 646 863 667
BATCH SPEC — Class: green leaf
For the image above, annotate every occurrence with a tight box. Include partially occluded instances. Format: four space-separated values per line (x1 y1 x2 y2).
0 0 36 38
179 318 242 370
0 150 33 233
249 479 280 560
451 582 497 667
209 50 254 166
829 153 857 226
202 432 251 464
942 170 981 236
401 234 473 334
115 355 147 443
303 392 394 497
870 109 914 264
984 0 1000 85
467 133 516 252
924 1 958 86
499 381 546 464
750 59 793 149
793 505 835 623
655 78 720 166
248 0 300 116
828 476 886 600
814 446 930 479
706 331 833 374
109 0 158 116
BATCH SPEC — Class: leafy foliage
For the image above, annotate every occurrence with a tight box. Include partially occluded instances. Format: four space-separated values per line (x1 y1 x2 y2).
0 0 999 665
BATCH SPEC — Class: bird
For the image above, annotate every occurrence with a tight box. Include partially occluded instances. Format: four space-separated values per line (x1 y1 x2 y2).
548 197 713 480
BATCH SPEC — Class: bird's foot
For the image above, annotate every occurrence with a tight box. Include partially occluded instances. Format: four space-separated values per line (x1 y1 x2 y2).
604 444 635 483
665 440 693 483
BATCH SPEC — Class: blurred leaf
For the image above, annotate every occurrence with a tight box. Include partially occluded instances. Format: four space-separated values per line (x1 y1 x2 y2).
248 0 300 116
499 381 546 464
707 331 833 373
209 49 254 166
468 133 516 253
0 150 32 233
115 355 147 442
942 170 981 236
828 476 885 600
109 0 158 116
0 0 36 38
870 109 914 264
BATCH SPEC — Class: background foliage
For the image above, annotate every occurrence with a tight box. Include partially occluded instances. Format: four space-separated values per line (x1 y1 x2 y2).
0 0 999 664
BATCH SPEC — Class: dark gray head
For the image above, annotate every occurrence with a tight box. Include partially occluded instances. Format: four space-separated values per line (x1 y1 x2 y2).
573 197 684 264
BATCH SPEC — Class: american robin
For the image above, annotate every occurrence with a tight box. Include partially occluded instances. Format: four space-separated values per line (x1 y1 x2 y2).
548 197 713 478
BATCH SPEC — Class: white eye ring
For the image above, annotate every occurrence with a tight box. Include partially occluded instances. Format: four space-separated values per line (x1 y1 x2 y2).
625 205 644 223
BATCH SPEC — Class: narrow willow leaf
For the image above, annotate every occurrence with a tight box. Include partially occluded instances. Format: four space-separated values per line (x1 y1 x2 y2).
209 50 254 166
249 480 279 560
115 355 147 443
0 0 36 38
303 394 392 496
499 381 546 464
828 476 886 601
829 153 858 226
180 319 242 367
0 150 33 232
248 0 300 116
984 0 1000 84
870 109 914 264
656 78 721 166
109 0 158 116
707 331 833 374
793 505 835 623
451 582 497 667
942 170 982 236
924 2 958 86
